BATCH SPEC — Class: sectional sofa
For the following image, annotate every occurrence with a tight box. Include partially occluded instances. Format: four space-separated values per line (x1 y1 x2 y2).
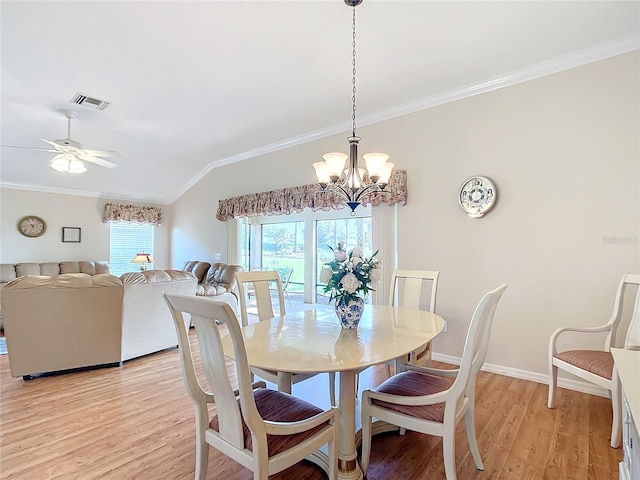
1 266 197 379
182 260 243 310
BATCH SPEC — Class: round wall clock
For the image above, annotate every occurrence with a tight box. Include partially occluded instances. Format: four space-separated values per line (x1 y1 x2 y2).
18 215 47 237
458 176 497 218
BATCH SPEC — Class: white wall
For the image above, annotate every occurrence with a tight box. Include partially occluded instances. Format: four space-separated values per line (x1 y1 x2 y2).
170 51 639 383
0 188 170 270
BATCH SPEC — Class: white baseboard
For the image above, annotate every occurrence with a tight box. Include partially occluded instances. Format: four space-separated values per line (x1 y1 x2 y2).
432 352 610 399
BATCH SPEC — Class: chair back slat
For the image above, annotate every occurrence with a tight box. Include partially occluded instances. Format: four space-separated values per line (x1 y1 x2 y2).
163 297 207 404
163 293 259 450
605 273 640 349
237 270 286 326
452 284 507 400
624 280 640 348
389 269 439 313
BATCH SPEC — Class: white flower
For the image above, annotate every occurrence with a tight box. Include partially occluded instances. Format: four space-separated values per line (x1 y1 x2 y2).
341 273 362 293
335 250 347 262
319 266 333 283
351 248 363 258
351 256 363 267
369 269 381 283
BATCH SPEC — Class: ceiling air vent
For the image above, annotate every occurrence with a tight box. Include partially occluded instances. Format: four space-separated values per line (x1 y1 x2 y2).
70 93 110 111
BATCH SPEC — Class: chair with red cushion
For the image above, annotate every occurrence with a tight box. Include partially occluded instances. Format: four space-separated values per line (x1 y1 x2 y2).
548 273 640 448
361 284 507 480
163 292 338 480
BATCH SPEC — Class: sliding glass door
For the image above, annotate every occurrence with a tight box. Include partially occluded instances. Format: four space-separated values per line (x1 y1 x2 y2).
239 207 371 304
316 217 372 303
261 221 305 298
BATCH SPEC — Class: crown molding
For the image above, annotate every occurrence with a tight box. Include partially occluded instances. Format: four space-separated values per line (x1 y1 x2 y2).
3 34 638 206
0 181 169 205
171 34 639 204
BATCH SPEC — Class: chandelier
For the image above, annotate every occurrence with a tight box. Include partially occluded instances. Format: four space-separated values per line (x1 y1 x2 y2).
313 0 395 214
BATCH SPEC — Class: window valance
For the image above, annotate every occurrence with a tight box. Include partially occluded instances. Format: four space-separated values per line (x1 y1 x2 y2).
216 170 406 221
102 203 162 226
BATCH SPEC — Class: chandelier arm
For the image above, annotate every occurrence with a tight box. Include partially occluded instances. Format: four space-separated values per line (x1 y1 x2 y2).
327 183 355 203
353 183 386 203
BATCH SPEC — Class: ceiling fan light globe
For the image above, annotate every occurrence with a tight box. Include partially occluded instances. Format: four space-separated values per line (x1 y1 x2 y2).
68 158 87 174
49 155 86 174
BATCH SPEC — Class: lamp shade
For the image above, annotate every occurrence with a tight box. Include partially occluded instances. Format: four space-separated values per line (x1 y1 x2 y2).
132 253 154 264
363 153 389 180
313 162 331 184
322 152 348 179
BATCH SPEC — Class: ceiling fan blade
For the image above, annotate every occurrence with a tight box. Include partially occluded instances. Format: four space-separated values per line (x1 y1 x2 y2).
77 153 118 168
82 148 120 158
40 138 60 148
1 145 59 153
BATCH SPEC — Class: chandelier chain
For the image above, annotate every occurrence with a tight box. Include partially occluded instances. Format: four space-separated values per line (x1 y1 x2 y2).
351 5 357 137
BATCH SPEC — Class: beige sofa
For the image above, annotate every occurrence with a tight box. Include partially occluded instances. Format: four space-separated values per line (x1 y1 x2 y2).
182 261 243 310
1 269 197 379
0 261 110 330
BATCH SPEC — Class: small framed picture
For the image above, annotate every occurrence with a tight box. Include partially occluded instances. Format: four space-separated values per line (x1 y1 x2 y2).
62 227 81 243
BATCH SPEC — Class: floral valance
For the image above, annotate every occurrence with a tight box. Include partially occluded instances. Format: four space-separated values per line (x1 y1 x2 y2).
102 203 162 226
216 170 406 221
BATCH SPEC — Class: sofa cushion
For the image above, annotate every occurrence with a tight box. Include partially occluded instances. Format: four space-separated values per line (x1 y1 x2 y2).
15 263 44 277
4 273 123 290
1 264 17 284
40 262 61 276
196 284 227 296
191 262 211 284
121 269 196 285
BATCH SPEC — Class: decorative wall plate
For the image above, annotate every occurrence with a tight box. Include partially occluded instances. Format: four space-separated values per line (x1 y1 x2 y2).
458 176 496 218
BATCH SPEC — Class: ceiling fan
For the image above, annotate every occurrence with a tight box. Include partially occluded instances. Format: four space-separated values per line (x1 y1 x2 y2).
4 109 119 173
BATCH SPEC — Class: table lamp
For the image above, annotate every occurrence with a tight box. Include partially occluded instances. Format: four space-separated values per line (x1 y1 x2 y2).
132 253 154 271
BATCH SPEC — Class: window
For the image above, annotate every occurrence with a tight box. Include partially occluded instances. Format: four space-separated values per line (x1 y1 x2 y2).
238 208 371 304
109 223 154 276
261 221 305 296
316 217 372 301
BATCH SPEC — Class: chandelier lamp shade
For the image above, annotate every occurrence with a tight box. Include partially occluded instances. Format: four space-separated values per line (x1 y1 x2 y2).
313 0 395 214
131 253 154 272
49 154 87 174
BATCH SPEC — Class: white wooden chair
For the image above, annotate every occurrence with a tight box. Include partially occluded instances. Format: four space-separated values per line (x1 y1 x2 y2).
237 270 337 405
386 269 440 376
163 292 338 480
361 284 507 480
548 273 640 448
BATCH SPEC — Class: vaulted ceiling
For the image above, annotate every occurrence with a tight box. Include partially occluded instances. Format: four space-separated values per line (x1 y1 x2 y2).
1 1 638 204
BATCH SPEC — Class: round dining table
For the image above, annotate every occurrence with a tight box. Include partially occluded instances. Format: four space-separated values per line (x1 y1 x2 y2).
221 304 446 480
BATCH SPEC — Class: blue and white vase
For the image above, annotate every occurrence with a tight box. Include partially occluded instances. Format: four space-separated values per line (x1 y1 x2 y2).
334 296 365 329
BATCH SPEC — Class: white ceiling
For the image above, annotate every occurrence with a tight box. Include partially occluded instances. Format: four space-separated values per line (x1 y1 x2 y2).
1 1 638 205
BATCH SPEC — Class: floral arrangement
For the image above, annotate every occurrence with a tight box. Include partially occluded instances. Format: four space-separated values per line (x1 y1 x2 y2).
319 241 381 306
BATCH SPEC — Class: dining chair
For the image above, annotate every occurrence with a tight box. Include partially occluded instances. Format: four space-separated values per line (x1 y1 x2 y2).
386 269 440 376
280 268 294 306
163 292 338 480
237 270 337 405
361 284 507 480
548 273 640 448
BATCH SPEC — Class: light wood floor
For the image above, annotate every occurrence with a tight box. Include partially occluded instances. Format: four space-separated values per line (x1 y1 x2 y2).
0 330 621 480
